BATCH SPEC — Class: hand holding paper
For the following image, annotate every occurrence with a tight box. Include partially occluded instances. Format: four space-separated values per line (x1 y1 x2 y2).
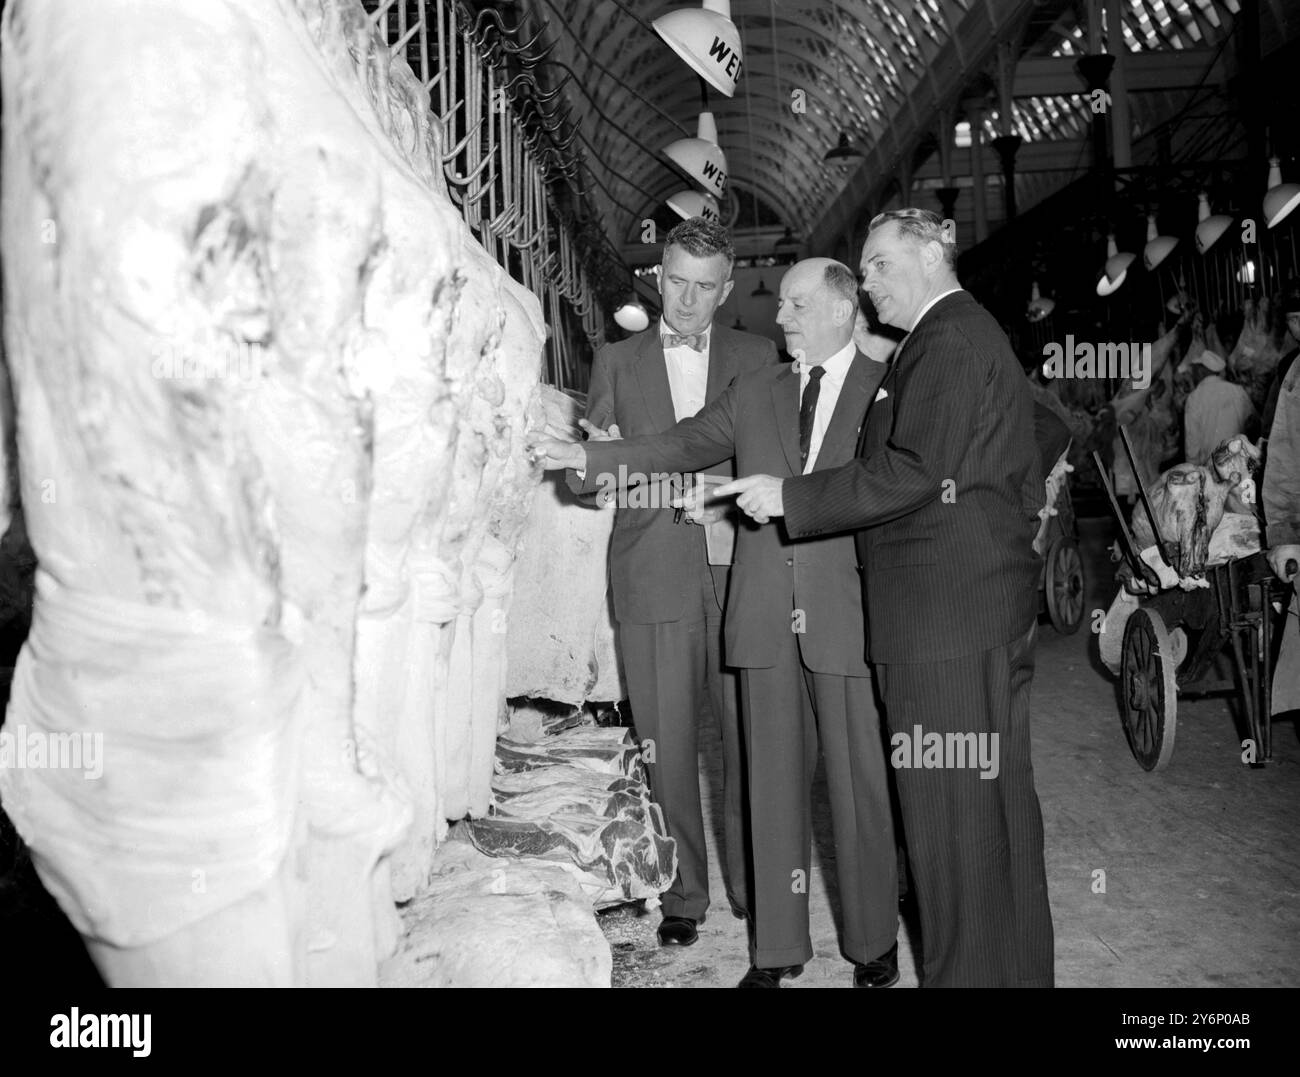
668 482 725 526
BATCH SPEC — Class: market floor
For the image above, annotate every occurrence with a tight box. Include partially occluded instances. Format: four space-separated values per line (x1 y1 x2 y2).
599 514 1300 988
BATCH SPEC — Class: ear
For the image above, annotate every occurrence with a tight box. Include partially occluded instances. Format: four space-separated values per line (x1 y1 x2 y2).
834 297 855 326
921 239 945 273
719 278 735 306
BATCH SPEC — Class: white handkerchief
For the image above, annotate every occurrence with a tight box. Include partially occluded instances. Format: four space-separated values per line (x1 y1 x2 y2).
875 387 889 402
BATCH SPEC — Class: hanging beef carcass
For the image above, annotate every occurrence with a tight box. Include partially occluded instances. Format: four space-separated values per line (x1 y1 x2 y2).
1229 296 1285 410
0 0 547 987
1111 316 1187 495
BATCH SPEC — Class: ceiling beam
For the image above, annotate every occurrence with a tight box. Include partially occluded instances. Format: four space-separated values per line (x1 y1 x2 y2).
1011 49 1225 97
806 0 1043 255
597 70 878 167
912 138 1092 179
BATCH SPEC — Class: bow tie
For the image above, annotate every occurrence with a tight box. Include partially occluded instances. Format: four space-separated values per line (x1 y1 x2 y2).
663 332 707 351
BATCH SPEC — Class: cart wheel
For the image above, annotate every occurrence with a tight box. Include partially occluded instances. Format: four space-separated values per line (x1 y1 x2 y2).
1045 535 1085 634
1120 607 1178 771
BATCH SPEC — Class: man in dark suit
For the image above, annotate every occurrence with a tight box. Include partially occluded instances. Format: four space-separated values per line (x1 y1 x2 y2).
579 218 777 947
539 259 899 988
716 210 1055 987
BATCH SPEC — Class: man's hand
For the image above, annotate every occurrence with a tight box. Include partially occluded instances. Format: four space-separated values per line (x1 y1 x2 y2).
579 418 621 442
1267 544 1300 583
709 474 785 524
528 436 586 471
669 485 726 526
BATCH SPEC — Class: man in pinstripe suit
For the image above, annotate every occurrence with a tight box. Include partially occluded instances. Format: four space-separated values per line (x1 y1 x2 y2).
716 210 1055 987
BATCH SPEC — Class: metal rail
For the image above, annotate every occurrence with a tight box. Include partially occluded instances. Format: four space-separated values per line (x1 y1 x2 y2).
364 0 611 389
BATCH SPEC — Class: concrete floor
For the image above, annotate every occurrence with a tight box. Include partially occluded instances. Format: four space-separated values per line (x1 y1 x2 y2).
600 513 1300 988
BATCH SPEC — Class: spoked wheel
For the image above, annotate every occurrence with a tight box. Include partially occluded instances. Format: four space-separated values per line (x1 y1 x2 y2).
1045 535 1086 634
1120 607 1178 771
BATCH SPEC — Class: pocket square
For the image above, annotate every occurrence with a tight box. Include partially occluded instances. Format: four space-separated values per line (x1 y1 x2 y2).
875 387 889 402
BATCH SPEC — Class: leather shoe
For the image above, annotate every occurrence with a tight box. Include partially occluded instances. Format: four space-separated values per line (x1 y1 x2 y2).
852 943 900 988
657 916 699 947
727 896 749 920
738 964 804 988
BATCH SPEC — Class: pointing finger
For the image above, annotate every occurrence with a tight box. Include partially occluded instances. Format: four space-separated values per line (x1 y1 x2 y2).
709 477 753 499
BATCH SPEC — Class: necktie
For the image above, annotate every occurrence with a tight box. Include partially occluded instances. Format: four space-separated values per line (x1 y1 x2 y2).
798 365 825 468
663 332 706 351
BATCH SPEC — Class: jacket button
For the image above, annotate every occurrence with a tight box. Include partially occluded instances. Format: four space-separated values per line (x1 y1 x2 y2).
785 557 794 567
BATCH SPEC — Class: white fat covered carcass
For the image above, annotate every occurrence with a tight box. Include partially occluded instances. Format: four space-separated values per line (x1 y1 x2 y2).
1229 296 1285 408
0 0 543 984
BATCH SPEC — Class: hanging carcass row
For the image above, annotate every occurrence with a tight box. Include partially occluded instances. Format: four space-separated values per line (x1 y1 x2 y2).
0 0 547 985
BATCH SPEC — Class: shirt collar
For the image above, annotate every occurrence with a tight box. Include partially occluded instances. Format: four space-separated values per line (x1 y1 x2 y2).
793 339 856 380
909 288 964 332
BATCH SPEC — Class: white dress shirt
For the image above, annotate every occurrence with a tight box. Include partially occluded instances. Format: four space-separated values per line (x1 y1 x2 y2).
795 340 856 473
661 320 711 421
574 322 711 484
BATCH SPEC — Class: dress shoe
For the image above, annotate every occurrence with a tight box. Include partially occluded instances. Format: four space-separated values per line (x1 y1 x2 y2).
657 916 699 947
852 943 900 988
738 964 804 988
727 896 749 920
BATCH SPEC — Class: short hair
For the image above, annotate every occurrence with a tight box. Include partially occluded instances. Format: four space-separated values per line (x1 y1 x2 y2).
869 207 958 270
663 217 736 277
822 261 858 305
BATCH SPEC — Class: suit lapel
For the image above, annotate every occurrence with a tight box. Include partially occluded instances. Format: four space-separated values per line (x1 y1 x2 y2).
854 293 965 453
705 323 734 403
858 352 896 456
632 329 677 432
771 363 803 476
875 291 962 389
816 351 882 469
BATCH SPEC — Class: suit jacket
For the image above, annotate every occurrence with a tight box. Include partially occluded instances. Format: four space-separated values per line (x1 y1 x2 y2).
583 350 887 676
783 291 1042 665
583 322 778 625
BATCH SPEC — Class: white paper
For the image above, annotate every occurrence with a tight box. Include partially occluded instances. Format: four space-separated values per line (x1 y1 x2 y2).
697 474 738 566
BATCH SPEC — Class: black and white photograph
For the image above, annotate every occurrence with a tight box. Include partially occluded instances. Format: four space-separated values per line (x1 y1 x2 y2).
0 0 1296 1046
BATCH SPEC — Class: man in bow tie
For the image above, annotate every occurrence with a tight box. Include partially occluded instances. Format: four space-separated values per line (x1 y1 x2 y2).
715 209 1055 988
575 218 777 947
537 258 900 988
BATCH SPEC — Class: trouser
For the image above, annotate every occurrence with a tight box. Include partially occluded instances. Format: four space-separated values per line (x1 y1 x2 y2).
1273 579 1300 715
618 557 747 920
875 623 1055 987
740 631 896 968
